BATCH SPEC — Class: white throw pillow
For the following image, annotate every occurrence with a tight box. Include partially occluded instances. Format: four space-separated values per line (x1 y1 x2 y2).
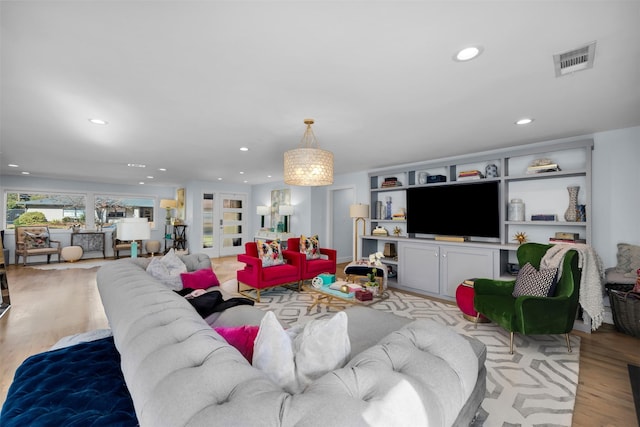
253 311 351 394
146 248 188 290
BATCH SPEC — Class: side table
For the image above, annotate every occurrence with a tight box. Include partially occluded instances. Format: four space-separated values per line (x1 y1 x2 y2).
71 232 106 259
455 281 489 323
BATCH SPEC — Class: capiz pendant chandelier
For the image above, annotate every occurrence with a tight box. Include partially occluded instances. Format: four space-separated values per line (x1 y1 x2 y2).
284 119 334 186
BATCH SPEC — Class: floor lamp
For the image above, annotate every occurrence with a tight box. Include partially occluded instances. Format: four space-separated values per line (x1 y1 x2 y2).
350 204 369 262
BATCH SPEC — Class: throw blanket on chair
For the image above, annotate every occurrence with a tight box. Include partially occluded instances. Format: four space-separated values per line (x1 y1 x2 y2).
541 243 605 330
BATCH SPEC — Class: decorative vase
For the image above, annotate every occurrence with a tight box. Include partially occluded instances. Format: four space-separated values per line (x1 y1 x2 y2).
564 186 580 222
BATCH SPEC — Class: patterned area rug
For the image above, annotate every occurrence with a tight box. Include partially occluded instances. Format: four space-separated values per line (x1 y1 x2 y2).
222 281 580 427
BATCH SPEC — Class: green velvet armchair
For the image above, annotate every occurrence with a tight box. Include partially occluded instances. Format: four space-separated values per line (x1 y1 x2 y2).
474 243 581 354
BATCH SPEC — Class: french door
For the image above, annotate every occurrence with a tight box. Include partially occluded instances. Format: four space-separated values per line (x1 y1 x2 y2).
201 192 247 258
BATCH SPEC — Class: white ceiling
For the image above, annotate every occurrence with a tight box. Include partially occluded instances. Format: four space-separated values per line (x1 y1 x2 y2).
1 1 639 187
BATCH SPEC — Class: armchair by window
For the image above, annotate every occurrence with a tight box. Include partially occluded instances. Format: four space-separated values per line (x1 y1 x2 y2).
112 234 142 259
236 241 302 302
474 243 581 354
14 226 62 266
287 237 337 286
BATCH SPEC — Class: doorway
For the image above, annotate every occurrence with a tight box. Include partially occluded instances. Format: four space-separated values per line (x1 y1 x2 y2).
200 192 247 258
329 186 355 264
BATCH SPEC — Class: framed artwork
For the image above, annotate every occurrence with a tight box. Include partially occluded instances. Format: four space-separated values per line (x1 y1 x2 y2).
270 189 290 230
176 188 185 220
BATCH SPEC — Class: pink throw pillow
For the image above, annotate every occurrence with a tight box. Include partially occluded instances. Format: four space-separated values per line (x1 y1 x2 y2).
214 326 260 363
180 268 220 290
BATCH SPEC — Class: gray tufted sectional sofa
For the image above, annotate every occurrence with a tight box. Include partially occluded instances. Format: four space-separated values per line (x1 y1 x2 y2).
97 254 487 427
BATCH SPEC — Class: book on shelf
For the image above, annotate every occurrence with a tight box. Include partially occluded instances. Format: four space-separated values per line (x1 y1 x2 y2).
381 181 402 187
555 232 580 240
526 164 561 174
531 214 557 221
462 278 476 287
549 237 586 244
457 175 483 181
458 169 483 177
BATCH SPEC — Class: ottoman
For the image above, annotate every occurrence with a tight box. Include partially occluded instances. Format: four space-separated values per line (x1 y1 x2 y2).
456 282 489 323
61 246 83 262
145 240 161 256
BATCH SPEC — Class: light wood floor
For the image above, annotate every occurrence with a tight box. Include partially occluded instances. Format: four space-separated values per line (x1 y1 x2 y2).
1 257 638 426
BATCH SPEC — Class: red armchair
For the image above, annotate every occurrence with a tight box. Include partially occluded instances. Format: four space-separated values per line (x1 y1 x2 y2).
287 237 337 286
236 241 302 302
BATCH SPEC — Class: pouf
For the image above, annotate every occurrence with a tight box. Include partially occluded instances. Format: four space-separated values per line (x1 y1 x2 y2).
61 246 83 262
145 240 161 256
456 283 489 323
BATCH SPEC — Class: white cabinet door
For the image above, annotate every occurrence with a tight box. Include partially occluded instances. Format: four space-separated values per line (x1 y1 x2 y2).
440 246 497 298
398 242 440 294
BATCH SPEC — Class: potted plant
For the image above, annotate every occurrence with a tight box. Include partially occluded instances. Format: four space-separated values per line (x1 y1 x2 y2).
365 252 385 296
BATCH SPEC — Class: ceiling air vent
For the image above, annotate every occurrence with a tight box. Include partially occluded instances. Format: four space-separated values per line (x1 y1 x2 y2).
553 41 596 77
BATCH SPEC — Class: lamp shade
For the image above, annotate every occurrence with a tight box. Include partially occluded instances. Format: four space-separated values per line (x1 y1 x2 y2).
283 119 334 186
256 205 270 216
350 204 369 218
160 199 177 209
278 205 294 215
117 218 151 241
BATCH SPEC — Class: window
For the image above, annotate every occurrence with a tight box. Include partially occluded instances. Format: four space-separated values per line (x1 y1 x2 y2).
4 191 156 230
4 191 86 229
95 195 155 228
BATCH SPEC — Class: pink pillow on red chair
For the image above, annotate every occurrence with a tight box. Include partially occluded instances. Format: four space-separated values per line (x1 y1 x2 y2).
180 268 220 290
214 325 260 363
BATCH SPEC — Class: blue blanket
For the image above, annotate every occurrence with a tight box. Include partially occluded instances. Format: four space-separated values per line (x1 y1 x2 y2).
1 336 137 426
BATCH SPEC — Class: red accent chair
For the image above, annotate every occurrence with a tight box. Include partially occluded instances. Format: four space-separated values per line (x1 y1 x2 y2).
236 242 302 302
287 237 337 286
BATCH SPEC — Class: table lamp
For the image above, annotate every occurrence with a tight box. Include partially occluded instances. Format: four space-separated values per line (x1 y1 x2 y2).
349 204 369 262
278 205 294 233
116 218 151 259
256 205 269 228
159 199 177 224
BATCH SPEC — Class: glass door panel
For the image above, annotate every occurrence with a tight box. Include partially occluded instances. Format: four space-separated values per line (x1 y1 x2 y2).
219 193 246 257
202 193 214 251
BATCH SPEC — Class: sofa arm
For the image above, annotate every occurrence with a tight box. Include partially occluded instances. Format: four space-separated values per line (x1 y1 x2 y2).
320 247 337 261
50 239 62 249
474 278 516 296
282 250 303 269
237 253 262 281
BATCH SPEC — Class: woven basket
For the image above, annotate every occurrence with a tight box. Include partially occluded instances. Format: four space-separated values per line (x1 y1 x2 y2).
606 283 640 338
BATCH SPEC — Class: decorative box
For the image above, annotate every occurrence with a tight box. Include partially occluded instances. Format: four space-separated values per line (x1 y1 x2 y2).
427 175 446 183
355 290 373 301
318 273 336 284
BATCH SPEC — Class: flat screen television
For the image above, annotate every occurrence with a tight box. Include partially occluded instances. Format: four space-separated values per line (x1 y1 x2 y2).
406 181 500 239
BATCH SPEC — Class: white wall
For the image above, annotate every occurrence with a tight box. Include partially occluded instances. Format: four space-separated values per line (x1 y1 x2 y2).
592 126 640 267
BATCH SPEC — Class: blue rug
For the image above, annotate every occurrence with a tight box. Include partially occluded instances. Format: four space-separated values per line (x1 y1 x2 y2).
1 336 137 426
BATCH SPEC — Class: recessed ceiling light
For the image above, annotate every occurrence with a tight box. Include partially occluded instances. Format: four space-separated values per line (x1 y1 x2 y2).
146 176 154 179
454 46 483 62
8 164 19 167
267 175 272 178
88 118 108 125
240 147 249 152
139 181 145 185
127 163 146 168
243 180 248 183
21 171 30 175
217 177 222 181
515 118 534 125
239 171 245 174
158 168 167 172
